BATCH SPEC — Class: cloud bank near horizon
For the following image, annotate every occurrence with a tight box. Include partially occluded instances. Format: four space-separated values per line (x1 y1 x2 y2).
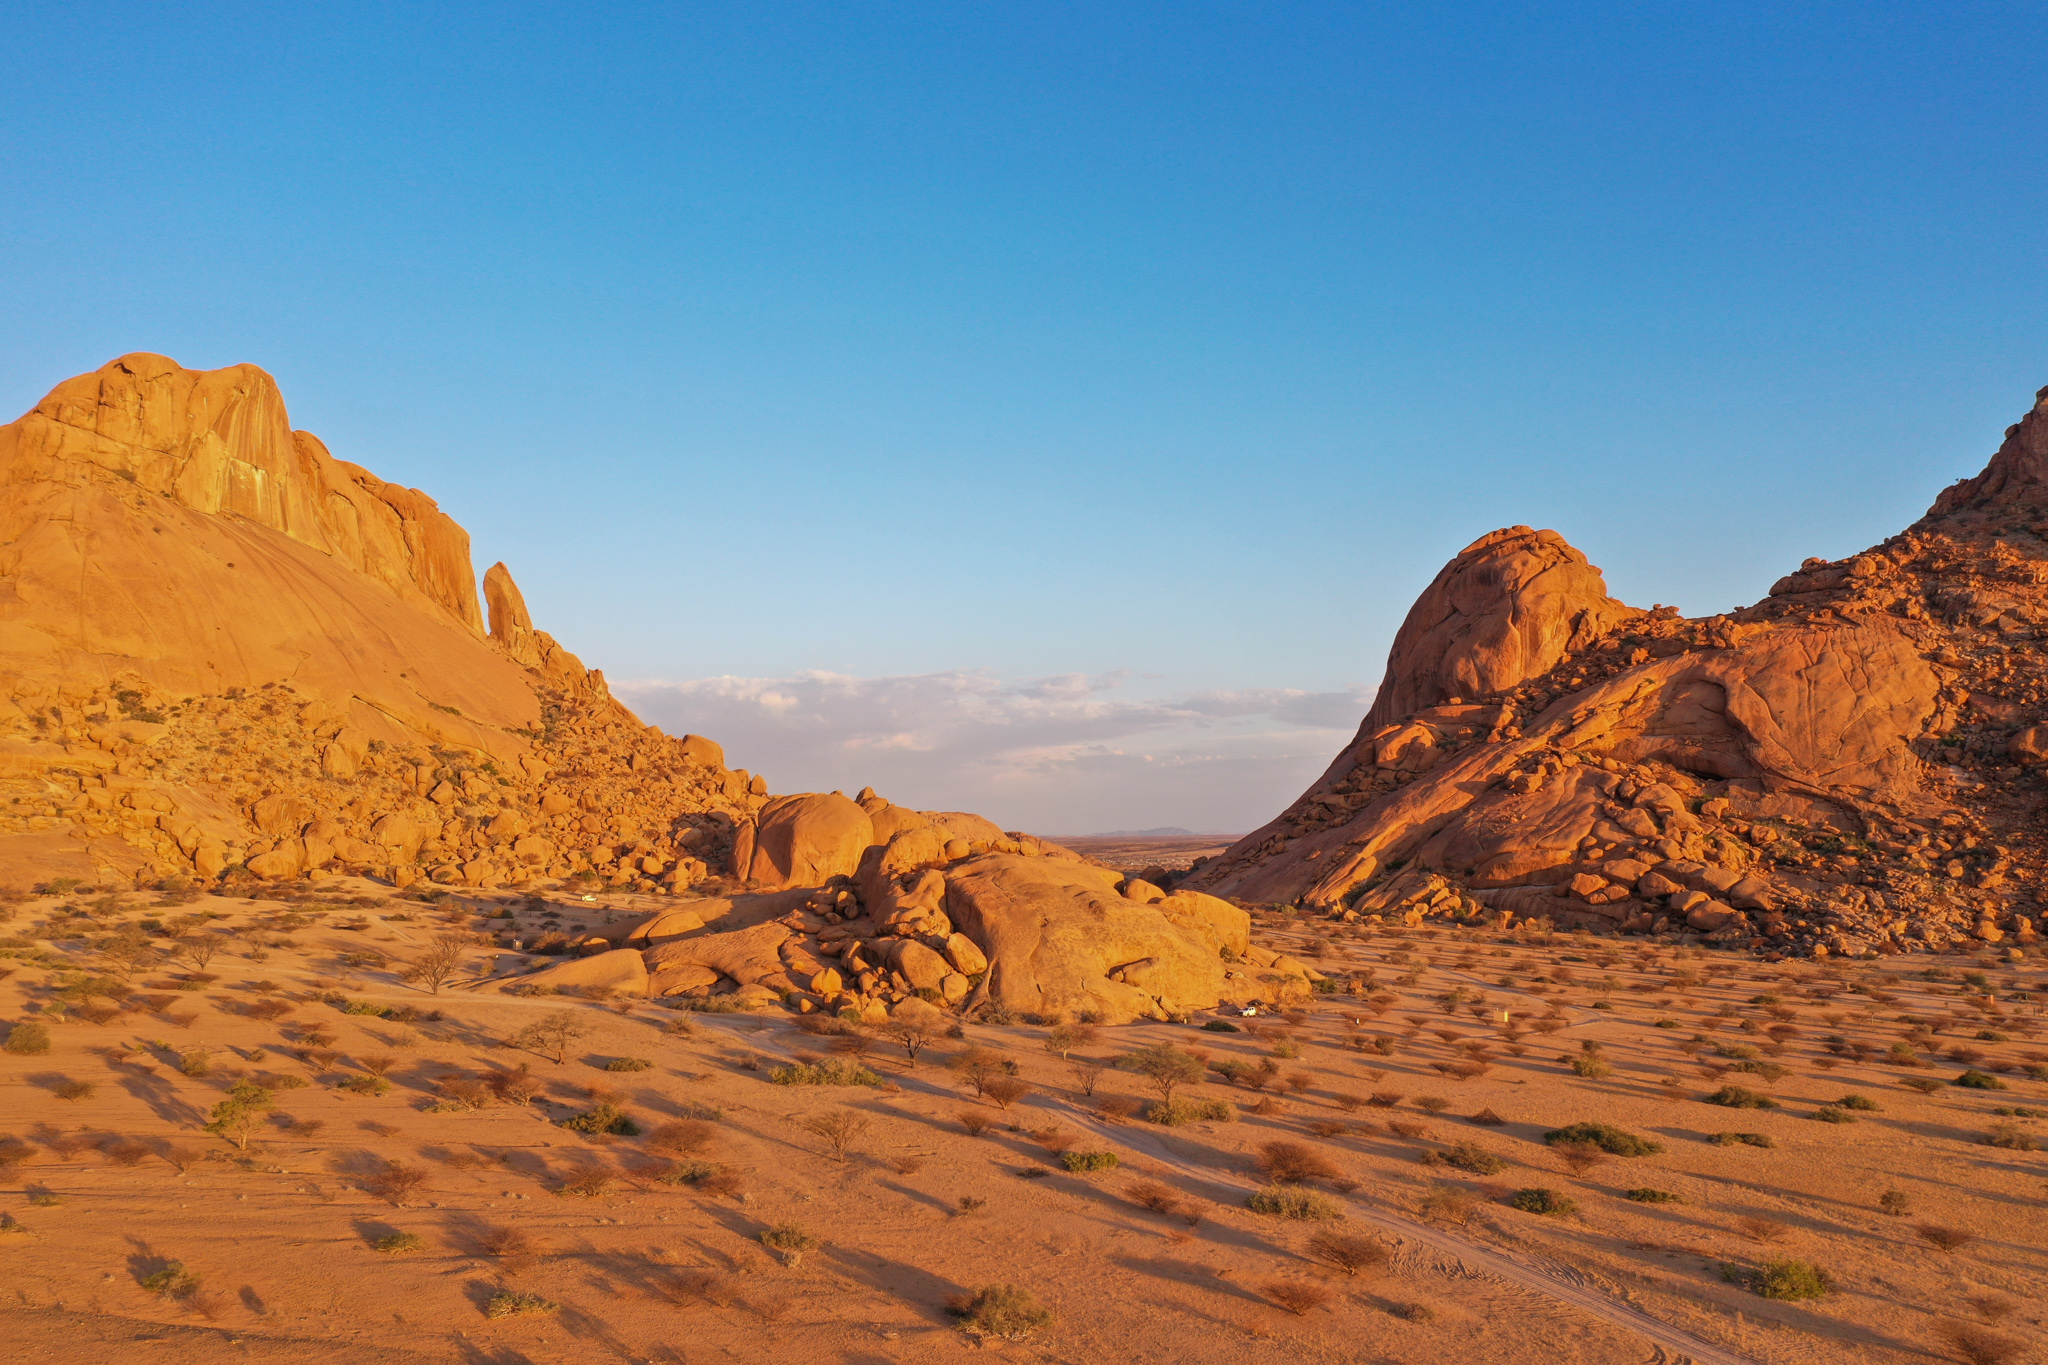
612 668 1371 835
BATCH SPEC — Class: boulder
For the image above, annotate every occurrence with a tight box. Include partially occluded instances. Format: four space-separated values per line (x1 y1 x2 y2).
643 921 793 995
732 792 874 888
941 853 1237 1023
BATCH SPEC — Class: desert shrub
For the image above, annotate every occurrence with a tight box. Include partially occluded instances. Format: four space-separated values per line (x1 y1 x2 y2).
1878 1189 1911 1217
1983 1123 2038 1151
52 1079 94 1101
1263 1279 1334 1315
1306 1118 1350 1138
1624 1188 1680 1203
364 1161 428 1204
1417 1183 1479 1224
179 1048 212 1077
982 1076 1032 1110
336 1076 390 1097
602 1057 652 1072
1914 1224 1979 1253
139 1260 202 1298
1256 1140 1340 1183
101 1138 150 1166
483 1290 558 1318
1708 1132 1775 1148
563 1101 639 1136
373 1232 425 1254
1953 1070 2005 1090
1899 1077 1945 1094
1809 1105 1857 1124
1725 1258 1831 1301
1148 1098 1235 1126
1570 1055 1613 1079
1510 1187 1577 1216
558 1167 619 1198
768 1059 880 1087
1413 1095 1451 1114
0 1139 35 1171
259 1073 309 1091
656 1159 724 1187
1543 1122 1661 1156
1939 1323 2027 1365
645 1119 715 1157
1061 1150 1119 1173
1306 1230 1389 1276
1429 1141 1505 1175
358 1055 398 1077
800 1108 870 1162
1836 1093 1881 1111
1203 1019 1240 1032
948 1284 1054 1341
1246 1184 1344 1220
759 1221 819 1266
4 1021 51 1055
1467 1107 1506 1126
958 1110 993 1137
1703 1086 1777 1109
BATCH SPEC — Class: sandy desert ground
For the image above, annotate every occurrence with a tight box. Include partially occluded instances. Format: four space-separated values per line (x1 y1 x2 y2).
1056 838 1237 876
2 878 2043 1365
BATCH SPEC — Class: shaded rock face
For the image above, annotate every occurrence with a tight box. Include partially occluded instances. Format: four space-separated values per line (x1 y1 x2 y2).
1189 388 2048 958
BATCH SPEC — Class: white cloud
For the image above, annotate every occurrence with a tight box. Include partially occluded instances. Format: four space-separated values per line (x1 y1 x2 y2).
612 667 1371 835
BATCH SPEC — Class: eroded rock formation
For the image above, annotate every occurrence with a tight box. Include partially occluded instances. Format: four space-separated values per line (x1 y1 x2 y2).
0 353 1268 1022
1187 388 2048 958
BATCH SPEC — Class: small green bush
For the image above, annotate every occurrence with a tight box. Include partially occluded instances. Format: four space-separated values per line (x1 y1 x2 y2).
1708 1131 1774 1148
373 1232 425 1254
1148 1098 1236 1126
1725 1258 1831 1301
3 1021 51 1055
1835 1093 1881 1111
1983 1122 2038 1151
139 1261 201 1298
1808 1105 1856 1124
562 1102 639 1136
1433 1141 1505 1174
1061 1151 1119 1173
759 1221 819 1265
1953 1070 2006 1091
1510 1187 1577 1216
1246 1184 1344 1220
341 1000 391 1017
1624 1188 1680 1203
335 1075 390 1097
1543 1122 1662 1156
768 1059 881 1087
1569 1055 1613 1079
602 1057 652 1072
483 1290 558 1318
1202 1020 1241 1032
947 1284 1054 1341
1703 1086 1777 1109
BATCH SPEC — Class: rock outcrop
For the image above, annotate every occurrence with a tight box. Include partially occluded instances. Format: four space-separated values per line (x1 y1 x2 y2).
0 352 1257 1022
1187 387 2048 959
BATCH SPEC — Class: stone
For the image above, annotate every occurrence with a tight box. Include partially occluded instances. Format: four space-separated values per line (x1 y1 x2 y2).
941 852 1243 1023
941 932 988 975
732 792 874 888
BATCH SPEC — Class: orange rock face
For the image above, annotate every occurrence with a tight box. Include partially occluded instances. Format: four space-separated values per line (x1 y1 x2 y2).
1187 389 2048 958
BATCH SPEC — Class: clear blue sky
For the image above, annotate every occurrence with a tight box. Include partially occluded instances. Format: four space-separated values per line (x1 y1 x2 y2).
4 3 2045 831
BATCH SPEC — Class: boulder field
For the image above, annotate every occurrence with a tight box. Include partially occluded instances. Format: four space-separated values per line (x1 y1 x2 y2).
0 353 1291 1023
1185 386 2048 959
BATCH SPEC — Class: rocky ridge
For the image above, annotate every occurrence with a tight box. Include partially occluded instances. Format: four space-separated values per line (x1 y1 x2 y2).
0 354 1280 1024
1186 386 2048 960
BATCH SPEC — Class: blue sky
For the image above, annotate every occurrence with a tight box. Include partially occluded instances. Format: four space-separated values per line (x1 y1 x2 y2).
5 3 2045 832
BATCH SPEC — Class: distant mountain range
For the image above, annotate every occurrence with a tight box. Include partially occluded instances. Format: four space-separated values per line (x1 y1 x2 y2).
1076 827 1201 838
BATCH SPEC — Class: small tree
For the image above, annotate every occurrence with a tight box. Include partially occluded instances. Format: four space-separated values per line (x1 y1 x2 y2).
402 934 468 995
203 1081 274 1150
886 1017 936 1066
512 1010 590 1064
175 933 223 972
801 1108 871 1162
1121 1042 1204 1105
